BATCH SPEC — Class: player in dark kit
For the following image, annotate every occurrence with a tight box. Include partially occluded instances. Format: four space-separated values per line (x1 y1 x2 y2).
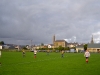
22 50 25 57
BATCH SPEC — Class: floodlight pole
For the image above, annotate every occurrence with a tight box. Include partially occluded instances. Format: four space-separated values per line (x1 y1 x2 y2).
30 40 32 50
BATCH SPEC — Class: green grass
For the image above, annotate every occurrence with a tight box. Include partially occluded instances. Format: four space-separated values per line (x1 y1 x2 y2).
0 52 100 75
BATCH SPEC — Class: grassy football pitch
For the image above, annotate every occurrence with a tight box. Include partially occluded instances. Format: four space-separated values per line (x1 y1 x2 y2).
0 51 100 75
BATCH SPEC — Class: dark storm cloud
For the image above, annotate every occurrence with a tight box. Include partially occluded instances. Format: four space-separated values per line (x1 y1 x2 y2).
0 0 100 45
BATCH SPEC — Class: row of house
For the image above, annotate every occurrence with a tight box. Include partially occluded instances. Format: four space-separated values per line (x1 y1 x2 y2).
33 35 79 49
0 44 24 50
0 35 100 53
48 35 100 53
76 43 100 53
76 35 100 52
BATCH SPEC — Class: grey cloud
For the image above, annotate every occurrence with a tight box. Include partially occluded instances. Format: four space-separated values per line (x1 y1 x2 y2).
0 0 100 45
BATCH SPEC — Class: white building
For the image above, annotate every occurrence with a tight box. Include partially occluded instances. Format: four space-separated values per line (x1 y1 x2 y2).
0 45 3 49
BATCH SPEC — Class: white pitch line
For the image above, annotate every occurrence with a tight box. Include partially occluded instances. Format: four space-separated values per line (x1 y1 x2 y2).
0 56 67 67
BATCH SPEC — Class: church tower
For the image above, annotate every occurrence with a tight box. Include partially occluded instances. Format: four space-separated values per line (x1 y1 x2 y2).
91 35 94 44
53 34 55 45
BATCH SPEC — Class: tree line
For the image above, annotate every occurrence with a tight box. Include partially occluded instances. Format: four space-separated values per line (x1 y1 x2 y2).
0 41 87 51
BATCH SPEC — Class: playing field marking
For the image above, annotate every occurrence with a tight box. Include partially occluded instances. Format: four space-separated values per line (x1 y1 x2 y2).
0 56 67 67
0 54 81 67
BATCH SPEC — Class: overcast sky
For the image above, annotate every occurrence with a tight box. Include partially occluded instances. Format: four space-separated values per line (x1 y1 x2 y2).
0 0 100 45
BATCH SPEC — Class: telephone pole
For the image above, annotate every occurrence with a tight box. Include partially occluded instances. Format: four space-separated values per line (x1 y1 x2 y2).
30 40 32 50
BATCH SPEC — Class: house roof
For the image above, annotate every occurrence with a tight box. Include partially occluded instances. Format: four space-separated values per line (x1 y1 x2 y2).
48 44 54 46
88 43 100 48
76 45 84 48
55 40 66 42
67 43 78 45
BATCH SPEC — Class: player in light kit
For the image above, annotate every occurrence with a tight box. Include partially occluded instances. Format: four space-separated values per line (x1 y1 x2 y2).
84 50 90 63
34 49 37 58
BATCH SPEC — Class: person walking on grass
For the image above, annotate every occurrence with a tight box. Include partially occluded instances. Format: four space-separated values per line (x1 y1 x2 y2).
22 49 25 57
84 50 90 63
61 50 64 58
0 50 1 66
47 49 50 55
34 49 37 58
0 50 1 58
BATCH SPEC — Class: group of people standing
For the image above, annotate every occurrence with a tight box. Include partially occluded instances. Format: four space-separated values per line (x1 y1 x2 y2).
0 49 90 66
61 49 90 63
22 49 90 63
22 49 37 58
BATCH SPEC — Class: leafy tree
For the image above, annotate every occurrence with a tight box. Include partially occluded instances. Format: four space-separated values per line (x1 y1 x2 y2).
54 48 58 50
84 44 87 51
67 47 70 50
41 43 44 46
71 47 76 50
0 41 4 45
23 47 27 50
58 46 64 51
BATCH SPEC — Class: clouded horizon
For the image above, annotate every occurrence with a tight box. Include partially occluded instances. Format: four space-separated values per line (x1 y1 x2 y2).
0 0 100 45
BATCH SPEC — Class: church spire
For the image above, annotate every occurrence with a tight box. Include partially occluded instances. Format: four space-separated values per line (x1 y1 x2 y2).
91 35 94 44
